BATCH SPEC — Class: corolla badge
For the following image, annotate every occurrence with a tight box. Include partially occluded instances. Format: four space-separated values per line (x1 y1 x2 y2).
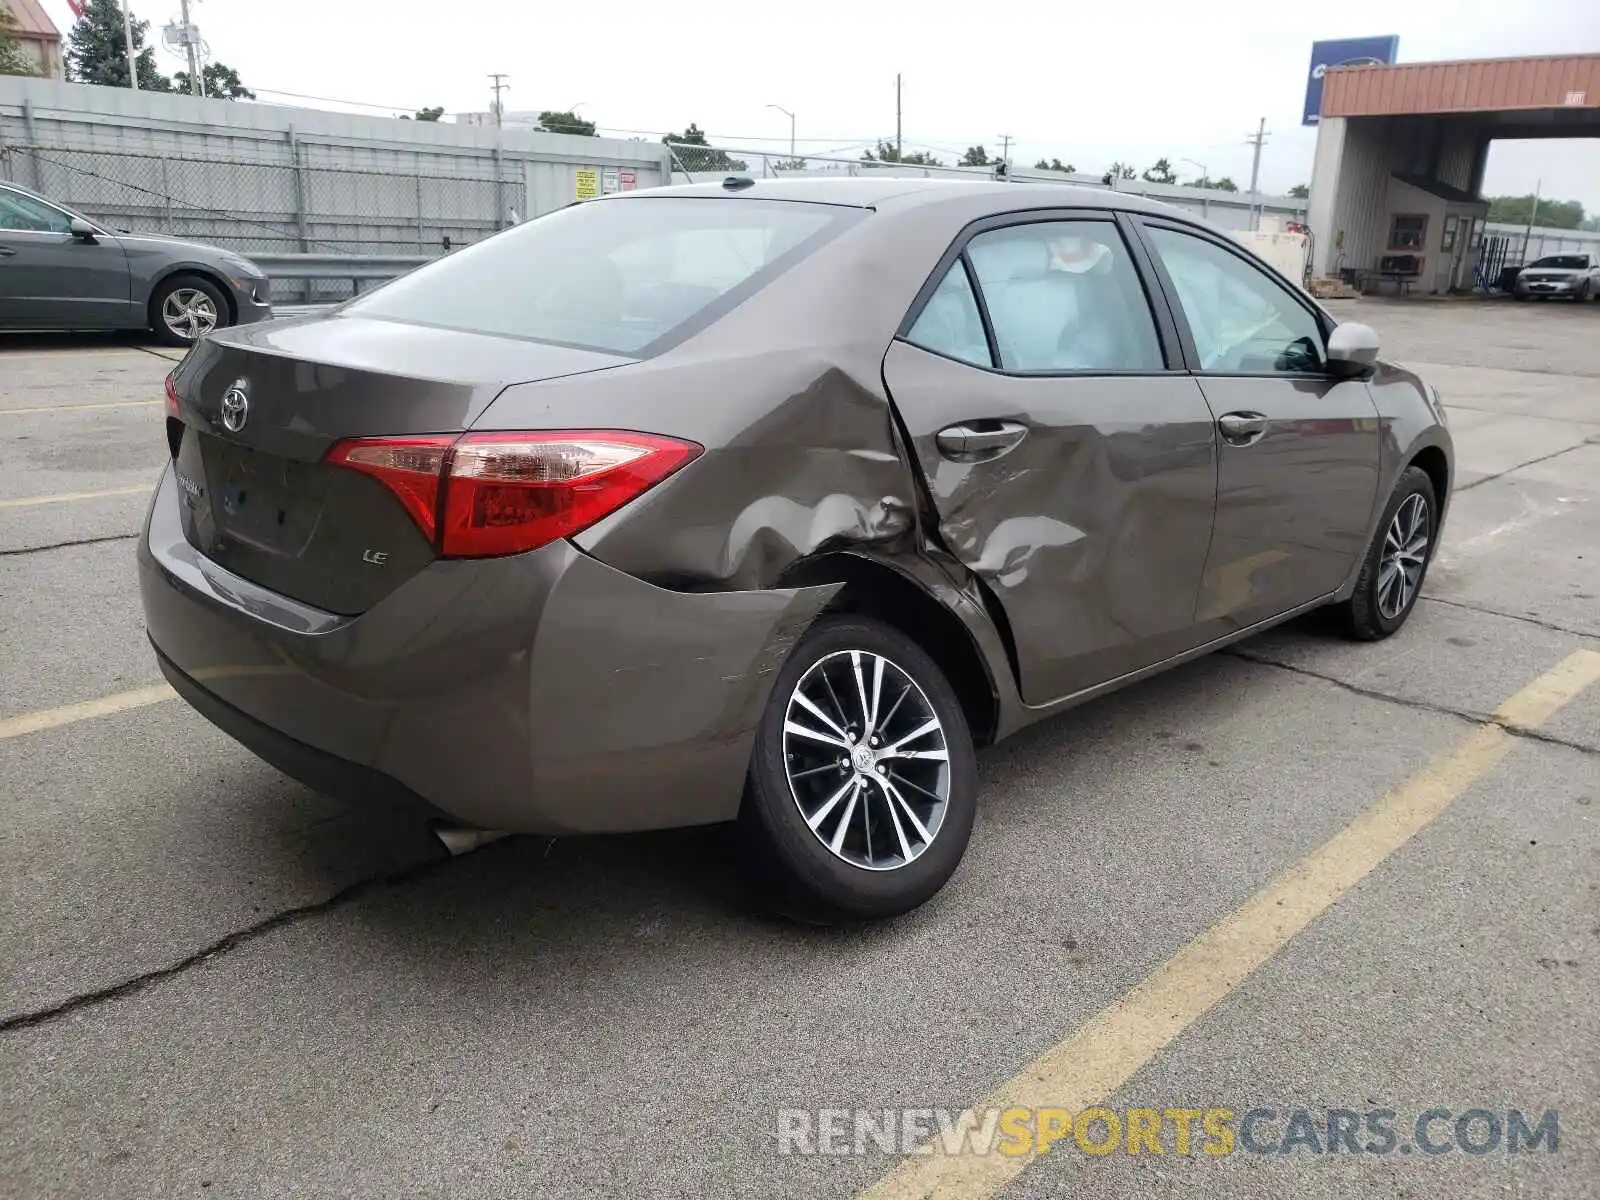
220 385 249 433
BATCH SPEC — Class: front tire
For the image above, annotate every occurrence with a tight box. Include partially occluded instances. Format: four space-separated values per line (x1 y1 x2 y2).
1332 465 1438 641
150 274 230 347
737 615 977 923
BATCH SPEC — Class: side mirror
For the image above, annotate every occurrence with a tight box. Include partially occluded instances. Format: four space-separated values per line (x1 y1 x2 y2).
68 217 99 242
1326 321 1380 377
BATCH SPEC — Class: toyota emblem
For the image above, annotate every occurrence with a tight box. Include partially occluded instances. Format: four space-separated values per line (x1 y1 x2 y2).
220 386 249 433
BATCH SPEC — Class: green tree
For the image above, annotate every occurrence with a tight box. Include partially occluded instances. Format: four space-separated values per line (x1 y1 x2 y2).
1142 157 1176 184
960 145 990 167
1105 161 1137 181
1186 175 1239 192
538 109 595 136
662 123 747 172
1582 214 1600 232
173 62 254 100
1 8 38 76
1288 183 1310 199
1033 157 1075 173
1486 194 1585 230
402 106 445 121
862 140 942 166
66 0 171 90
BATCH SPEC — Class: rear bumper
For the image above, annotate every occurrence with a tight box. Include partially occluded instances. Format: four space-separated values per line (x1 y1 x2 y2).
153 642 450 822
137 464 835 833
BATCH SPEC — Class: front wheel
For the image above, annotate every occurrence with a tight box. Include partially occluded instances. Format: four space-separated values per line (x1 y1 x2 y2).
150 275 231 347
1332 465 1438 641
737 615 977 923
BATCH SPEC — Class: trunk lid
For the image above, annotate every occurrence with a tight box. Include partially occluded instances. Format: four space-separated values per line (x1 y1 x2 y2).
167 313 632 614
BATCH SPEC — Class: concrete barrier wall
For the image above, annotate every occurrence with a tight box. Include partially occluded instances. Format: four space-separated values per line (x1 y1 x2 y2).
0 77 672 256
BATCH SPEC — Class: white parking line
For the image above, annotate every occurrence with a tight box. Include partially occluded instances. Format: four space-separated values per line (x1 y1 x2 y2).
0 400 163 416
0 485 151 509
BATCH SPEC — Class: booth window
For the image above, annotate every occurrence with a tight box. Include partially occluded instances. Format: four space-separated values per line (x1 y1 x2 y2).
1441 215 1459 252
1388 214 1428 251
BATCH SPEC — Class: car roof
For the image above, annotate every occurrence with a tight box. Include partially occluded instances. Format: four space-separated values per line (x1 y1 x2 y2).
601 176 1196 220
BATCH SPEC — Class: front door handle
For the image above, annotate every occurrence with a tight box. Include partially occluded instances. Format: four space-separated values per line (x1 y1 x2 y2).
936 420 1028 461
0 247 15 258
1218 411 1268 445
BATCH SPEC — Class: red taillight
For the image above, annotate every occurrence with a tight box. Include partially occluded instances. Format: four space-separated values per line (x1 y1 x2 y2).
325 430 702 558
325 436 454 541
164 373 180 419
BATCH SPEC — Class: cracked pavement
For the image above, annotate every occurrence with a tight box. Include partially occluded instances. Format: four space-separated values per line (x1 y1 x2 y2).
2 299 1598 1199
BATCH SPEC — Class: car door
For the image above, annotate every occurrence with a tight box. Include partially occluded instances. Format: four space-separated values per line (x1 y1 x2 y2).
1131 217 1381 632
0 186 132 328
882 212 1219 707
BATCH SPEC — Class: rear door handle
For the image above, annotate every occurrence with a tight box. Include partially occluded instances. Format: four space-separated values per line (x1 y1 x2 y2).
1218 411 1268 445
0 247 16 257
936 420 1028 461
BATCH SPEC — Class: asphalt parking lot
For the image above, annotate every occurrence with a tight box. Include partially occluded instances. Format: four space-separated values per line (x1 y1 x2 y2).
2 298 1597 1199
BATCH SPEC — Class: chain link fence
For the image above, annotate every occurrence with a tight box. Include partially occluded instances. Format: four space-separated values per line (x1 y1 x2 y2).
0 140 525 302
662 140 1311 235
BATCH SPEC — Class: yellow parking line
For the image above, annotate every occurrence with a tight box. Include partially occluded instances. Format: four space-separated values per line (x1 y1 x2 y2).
860 648 1600 1200
0 400 162 416
0 684 175 741
0 666 305 743
0 484 151 509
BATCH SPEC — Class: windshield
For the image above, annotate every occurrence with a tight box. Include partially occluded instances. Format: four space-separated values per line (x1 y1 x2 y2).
345 196 856 354
1529 255 1589 269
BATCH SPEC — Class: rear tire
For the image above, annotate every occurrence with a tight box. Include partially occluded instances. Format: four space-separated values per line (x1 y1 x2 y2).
737 615 977 923
1332 465 1438 641
150 274 231 347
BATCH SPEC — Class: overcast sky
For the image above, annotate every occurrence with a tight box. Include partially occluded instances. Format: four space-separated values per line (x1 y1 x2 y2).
36 0 1600 207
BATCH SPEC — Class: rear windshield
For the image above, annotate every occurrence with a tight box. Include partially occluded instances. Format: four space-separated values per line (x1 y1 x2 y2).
345 196 855 354
1529 255 1589 269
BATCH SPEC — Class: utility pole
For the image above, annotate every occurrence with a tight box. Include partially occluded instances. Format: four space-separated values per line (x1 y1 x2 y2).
895 74 902 159
488 74 510 127
178 0 201 96
120 0 139 90
1245 117 1269 230
1522 177 1542 264
999 133 1011 165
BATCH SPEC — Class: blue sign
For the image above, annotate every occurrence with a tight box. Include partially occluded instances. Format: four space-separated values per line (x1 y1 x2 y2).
1304 36 1400 125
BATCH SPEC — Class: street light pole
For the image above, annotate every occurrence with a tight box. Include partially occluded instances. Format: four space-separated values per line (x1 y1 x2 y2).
767 104 795 159
1180 157 1208 186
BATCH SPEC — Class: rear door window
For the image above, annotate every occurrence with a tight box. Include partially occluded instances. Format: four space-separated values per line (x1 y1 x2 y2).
964 221 1164 372
345 197 854 355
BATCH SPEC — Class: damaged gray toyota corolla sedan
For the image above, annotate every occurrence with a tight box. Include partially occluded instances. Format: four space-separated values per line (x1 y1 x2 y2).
139 177 1454 921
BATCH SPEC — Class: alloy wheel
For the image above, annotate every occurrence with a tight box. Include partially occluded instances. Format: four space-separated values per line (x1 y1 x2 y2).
162 288 219 341
782 650 950 872
1377 492 1430 619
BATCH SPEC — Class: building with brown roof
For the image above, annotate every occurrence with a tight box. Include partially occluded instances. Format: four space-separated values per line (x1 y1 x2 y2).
2 0 64 80
1306 52 1600 293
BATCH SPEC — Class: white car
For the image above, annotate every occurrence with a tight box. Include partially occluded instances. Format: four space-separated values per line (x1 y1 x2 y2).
1512 254 1600 302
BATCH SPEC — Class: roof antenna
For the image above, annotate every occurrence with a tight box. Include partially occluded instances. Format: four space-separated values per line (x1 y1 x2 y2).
723 176 756 190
